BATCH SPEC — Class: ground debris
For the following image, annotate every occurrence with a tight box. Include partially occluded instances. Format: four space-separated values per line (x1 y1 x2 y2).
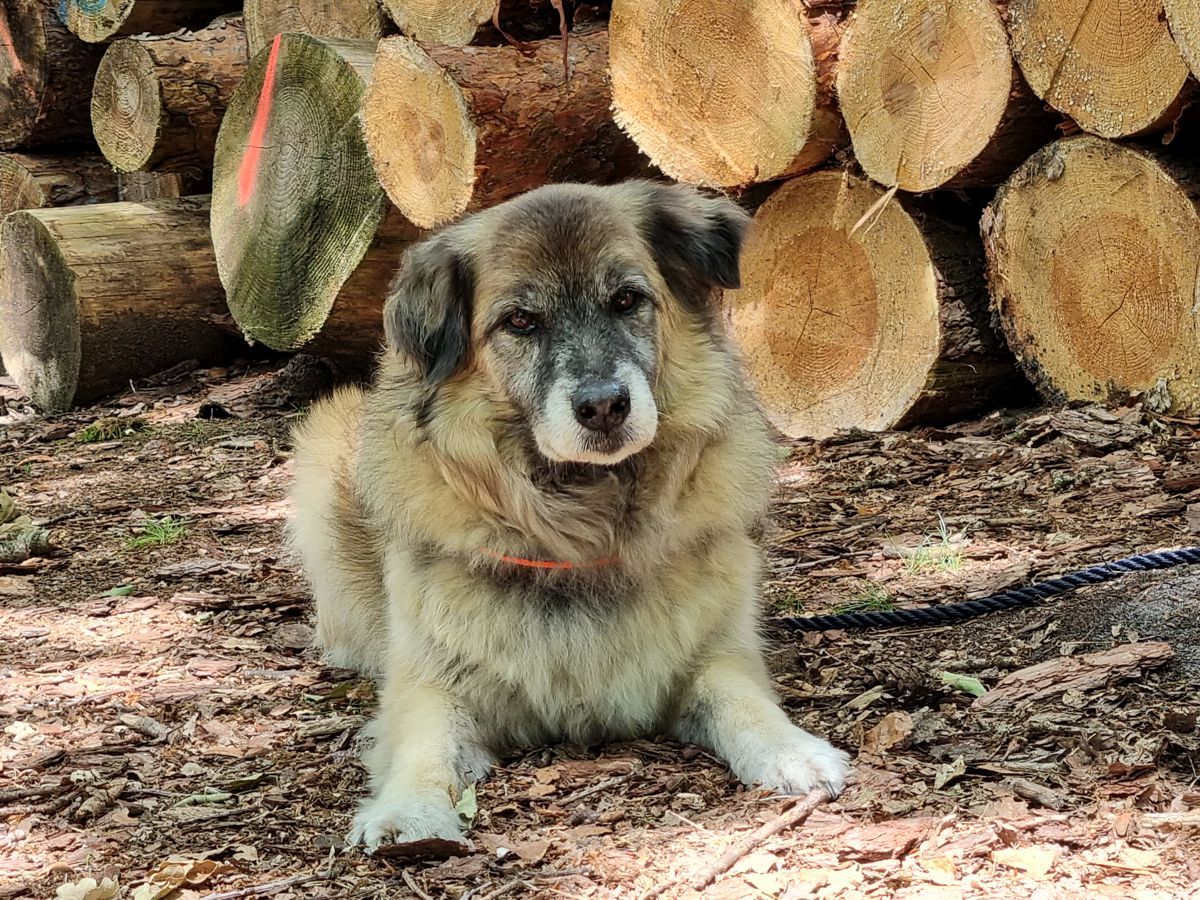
973 642 1175 712
3 364 1200 899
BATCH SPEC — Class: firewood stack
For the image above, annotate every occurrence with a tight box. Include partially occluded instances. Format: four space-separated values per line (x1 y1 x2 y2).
1 0 1198 439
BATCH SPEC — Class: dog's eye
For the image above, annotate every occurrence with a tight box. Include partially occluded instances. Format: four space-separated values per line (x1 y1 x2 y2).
504 309 540 335
612 290 642 315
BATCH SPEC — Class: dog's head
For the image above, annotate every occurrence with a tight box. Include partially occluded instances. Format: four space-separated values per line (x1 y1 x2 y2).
383 181 749 466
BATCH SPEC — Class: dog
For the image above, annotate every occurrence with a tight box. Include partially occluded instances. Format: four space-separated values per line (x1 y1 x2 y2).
288 180 849 849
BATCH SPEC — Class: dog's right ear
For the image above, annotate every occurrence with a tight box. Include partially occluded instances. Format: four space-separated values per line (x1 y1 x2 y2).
383 235 474 384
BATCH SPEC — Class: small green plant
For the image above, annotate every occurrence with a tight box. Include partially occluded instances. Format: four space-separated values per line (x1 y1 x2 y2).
126 516 187 550
183 420 212 440
77 416 143 443
835 583 895 614
904 515 963 575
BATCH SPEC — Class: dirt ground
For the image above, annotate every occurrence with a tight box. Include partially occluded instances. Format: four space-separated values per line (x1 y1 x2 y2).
2 359 1198 900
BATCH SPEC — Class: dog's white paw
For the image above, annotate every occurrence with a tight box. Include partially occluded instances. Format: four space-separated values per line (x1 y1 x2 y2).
348 792 464 852
735 729 851 798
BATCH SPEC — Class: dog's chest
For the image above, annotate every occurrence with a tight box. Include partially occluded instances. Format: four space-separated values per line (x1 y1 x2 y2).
421 569 695 745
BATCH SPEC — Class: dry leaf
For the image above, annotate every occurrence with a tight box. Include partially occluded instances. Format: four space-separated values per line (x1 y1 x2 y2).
55 877 119 900
992 845 1058 878
934 757 967 790
510 839 551 864
862 711 913 754
133 858 236 900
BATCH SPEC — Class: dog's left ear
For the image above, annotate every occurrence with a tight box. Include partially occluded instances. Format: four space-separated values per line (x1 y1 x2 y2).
637 182 751 307
383 234 474 384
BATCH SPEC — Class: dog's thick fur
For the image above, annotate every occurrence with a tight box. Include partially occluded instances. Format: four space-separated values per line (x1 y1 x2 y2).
289 181 849 848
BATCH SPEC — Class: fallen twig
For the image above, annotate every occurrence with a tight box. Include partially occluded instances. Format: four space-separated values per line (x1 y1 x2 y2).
692 789 831 891
199 873 329 900
402 870 434 900
559 771 637 806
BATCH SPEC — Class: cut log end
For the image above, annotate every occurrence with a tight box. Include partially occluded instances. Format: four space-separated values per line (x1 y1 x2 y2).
380 0 495 45
726 171 1015 439
0 212 79 413
610 0 822 188
211 33 385 351
91 41 161 173
0 156 48 214
838 0 1051 191
984 136 1200 413
1009 0 1190 138
363 39 476 229
0 153 120 216
244 0 387 56
1165 0 1200 78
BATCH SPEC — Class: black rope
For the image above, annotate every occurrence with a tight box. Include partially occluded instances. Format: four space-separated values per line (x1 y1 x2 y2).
778 546 1200 633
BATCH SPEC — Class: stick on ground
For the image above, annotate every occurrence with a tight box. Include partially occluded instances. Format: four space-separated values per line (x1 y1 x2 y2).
692 788 831 890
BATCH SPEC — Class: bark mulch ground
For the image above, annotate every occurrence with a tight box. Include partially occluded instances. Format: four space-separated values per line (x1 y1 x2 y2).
2 360 1198 899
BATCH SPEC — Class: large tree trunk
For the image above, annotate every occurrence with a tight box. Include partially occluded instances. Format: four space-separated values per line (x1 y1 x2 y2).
1165 0 1200 78
0 0 106 149
211 34 394 352
1007 0 1192 138
608 0 844 189
0 196 244 413
982 136 1200 414
724 170 1022 439
91 14 247 173
61 0 236 43
244 0 389 55
380 0 603 46
363 29 648 229
837 0 1058 192
0 153 118 216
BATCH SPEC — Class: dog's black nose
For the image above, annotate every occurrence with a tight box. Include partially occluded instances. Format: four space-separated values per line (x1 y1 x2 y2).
573 382 630 433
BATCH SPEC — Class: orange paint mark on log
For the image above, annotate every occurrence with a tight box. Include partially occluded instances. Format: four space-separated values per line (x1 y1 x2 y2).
237 33 282 208
0 10 24 76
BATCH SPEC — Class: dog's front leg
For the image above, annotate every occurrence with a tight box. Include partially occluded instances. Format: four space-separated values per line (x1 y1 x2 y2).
349 681 493 851
673 651 849 797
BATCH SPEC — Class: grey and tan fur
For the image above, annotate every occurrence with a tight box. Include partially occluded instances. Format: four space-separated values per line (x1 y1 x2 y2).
289 181 849 848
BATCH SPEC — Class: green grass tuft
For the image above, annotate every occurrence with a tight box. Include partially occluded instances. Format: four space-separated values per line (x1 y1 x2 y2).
125 516 187 550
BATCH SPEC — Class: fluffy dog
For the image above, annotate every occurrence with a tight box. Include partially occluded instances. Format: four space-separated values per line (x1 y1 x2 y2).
289 181 849 848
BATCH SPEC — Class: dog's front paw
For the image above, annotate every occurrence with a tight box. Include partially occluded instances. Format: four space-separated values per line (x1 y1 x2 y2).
736 729 850 798
348 792 464 852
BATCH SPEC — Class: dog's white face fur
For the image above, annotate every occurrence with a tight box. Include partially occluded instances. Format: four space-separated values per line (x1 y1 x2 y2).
535 361 658 464
289 182 850 851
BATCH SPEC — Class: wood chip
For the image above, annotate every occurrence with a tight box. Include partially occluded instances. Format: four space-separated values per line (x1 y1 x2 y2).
973 642 1175 711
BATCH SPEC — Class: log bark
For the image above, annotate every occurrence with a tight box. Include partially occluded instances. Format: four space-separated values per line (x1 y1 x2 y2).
982 135 1200 414
91 14 247 173
363 29 648 229
244 0 389 56
609 0 845 189
116 169 198 200
61 0 236 43
380 0 603 46
1165 0 1200 78
0 153 118 216
211 34 397 351
1007 0 1192 138
0 0 106 148
724 170 1022 439
0 196 243 412
837 0 1058 192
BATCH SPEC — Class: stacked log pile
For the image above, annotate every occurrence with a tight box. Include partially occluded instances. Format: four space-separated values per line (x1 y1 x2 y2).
1 0 1198 436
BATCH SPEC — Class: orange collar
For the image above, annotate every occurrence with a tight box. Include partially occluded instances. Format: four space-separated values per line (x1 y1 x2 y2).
478 548 619 571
